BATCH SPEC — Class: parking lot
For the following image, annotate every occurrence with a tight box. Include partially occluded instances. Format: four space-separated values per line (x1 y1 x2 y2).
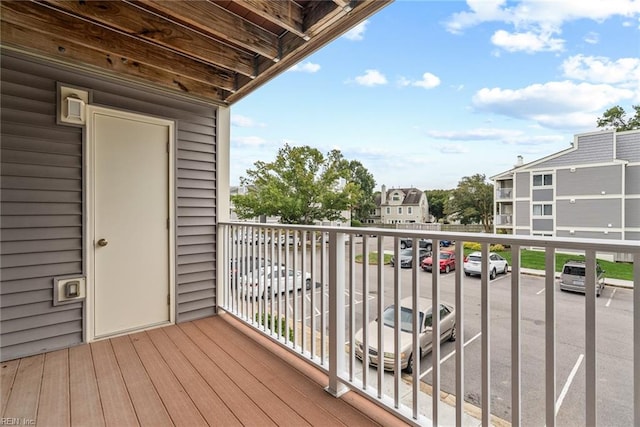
270 238 635 426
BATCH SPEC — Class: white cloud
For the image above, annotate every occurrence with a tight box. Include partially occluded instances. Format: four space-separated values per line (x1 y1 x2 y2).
491 30 564 53
396 72 441 89
353 69 388 86
343 20 368 41
438 143 469 154
288 61 321 73
446 1 640 53
584 31 600 44
447 0 640 33
561 54 640 85
413 72 441 89
232 136 267 147
472 80 635 129
427 128 523 140
231 114 264 128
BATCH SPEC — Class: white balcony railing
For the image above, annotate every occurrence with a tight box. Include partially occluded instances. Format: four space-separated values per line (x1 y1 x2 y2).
496 188 513 199
495 214 513 225
219 222 639 426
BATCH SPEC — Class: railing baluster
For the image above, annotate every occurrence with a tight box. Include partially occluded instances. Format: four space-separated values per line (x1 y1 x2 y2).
455 241 465 427
585 250 596 425
412 238 420 420
511 245 522 427
349 232 356 382
301 230 308 355
393 237 402 408
362 235 370 389
432 241 441 425
545 247 556 427
481 243 490 426
311 231 317 361
377 235 385 399
634 252 640 426
321 231 327 364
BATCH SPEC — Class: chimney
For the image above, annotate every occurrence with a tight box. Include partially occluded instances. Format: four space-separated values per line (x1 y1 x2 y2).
515 155 523 167
381 185 387 204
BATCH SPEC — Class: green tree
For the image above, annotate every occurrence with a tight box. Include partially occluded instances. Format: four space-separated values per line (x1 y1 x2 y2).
446 174 494 232
596 105 640 131
425 189 452 223
347 160 376 223
232 144 359 224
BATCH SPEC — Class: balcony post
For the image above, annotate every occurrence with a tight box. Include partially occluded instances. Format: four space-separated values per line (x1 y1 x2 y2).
326 230 347 397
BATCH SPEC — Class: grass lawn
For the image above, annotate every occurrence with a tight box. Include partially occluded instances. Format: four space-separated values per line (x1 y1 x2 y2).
355 248 634 281
468 248 634 281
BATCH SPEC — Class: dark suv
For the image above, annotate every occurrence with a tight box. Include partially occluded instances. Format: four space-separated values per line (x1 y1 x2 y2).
558 260 605 297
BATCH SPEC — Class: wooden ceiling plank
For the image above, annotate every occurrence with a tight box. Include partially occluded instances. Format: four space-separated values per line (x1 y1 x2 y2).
1 1 237 92
40 0 256 77
135 0 280 60
1 22 226 102
303 0 344 37
230 0 307 40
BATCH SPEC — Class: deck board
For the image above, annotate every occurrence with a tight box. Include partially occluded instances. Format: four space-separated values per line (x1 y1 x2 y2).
110 335 173 427
69 344 104 426
37 349 70 427
1 314 400 426
91 340 139 426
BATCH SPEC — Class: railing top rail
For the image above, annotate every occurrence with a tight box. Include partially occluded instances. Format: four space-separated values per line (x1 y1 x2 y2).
220 222 640 253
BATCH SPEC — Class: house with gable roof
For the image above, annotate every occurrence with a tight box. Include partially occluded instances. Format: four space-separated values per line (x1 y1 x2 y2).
366 185 429 224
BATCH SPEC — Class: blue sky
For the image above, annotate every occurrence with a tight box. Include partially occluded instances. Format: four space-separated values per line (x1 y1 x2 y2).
230 0 640 191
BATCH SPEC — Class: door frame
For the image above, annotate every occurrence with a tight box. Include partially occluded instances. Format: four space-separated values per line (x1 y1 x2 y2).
85 105 176 342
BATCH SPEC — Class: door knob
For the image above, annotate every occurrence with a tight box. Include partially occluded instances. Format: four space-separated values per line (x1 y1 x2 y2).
97 238 108 247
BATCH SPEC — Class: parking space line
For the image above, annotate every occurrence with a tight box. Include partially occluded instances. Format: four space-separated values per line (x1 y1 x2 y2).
606 288 616 307
556 354 584 416
537 288 545 295
419 332 482 380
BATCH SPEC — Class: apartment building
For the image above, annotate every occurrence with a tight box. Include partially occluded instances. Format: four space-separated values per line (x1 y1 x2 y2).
492 129 640 244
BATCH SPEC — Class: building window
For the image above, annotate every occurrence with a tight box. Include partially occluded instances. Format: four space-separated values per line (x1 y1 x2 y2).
386 207 390 214
398 207 402 214
408 207 413 214
532 204 553 216
392 195 401 201
533 173 552 186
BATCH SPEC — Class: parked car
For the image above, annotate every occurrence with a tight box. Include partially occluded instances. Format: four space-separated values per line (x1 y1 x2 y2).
463 251 509 279
399 238 433 251
558 260 605 297
421 250 456 273
399 237 452 250
240 265 311 299
354 297 456 374
390 248 430 268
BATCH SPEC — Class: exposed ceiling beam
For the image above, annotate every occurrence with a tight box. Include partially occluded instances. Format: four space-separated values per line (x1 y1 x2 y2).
40 0 257 77
133 0 280 61
1 21 226 102
231 0 307 40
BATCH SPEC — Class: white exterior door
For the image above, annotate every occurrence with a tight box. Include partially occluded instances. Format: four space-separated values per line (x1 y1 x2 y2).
88 107 174 339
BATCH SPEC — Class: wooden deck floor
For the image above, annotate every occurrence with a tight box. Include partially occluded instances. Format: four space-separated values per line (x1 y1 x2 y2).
1 313 407 426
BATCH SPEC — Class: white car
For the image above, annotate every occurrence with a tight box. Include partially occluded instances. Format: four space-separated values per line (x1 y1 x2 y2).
463 251 509 279
354 297 456 374
240 265 311 299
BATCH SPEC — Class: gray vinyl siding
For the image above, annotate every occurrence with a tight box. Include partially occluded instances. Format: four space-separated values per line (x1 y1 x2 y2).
535 132 614 168
626 231 640 240
516 201 530 226
515 172 529 197
556 165 623 196
625 199 640 228
626 165 640 195
532 219 553 232
515 229 530 236
556 230 623 240
1 51 217 361
616 131 640 162
532 189 553 202
556 199 622 228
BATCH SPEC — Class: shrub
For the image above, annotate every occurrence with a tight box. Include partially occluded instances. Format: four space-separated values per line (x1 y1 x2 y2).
463 242 505 252
255 312 294 341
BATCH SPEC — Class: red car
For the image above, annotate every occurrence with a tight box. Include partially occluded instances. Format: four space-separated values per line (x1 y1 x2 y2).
421 250 456 273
